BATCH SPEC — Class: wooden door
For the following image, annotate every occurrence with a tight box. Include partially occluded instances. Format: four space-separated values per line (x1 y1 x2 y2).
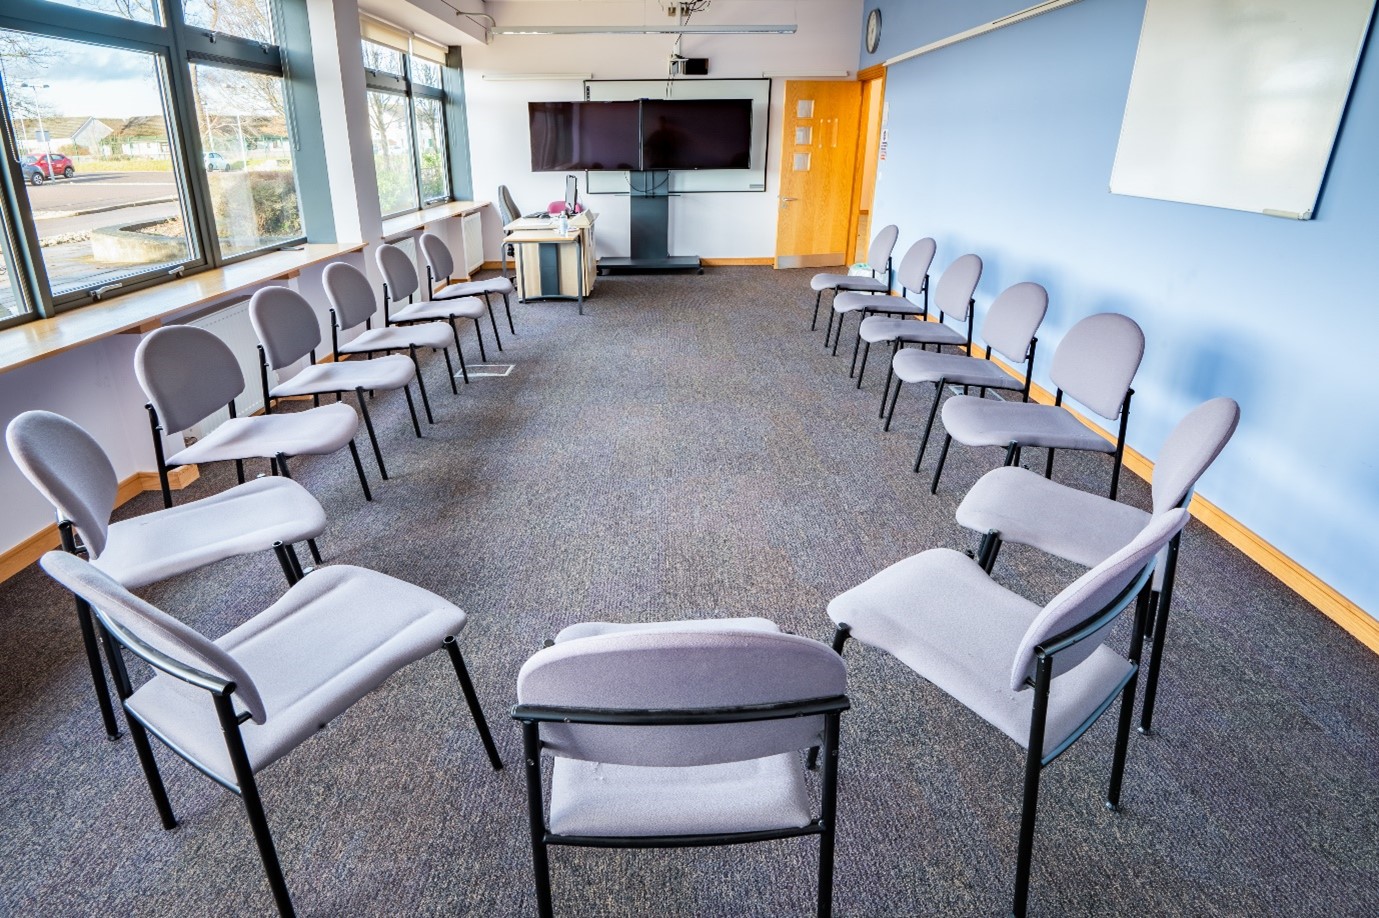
774 80 863 269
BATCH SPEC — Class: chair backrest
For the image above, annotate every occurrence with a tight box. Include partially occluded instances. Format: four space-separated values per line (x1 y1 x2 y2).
498 185 520 225
375 242 419 301
517 628 847 768
1049 313 1145 421
1151 398 1240 514
322 261 379 331
981 281 1048 364
6 411 118 559
39 550 267 723
894 237 937 294
1010 507 1190 691
249 286 321 371
135 325 245 435
932 253 983 321
866 224 900 273
418 232 455 281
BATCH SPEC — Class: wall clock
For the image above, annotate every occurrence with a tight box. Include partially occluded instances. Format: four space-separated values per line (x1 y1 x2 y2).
865 8 882 54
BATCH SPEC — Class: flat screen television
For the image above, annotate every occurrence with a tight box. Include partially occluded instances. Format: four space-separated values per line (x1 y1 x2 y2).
528 101 641 172
641 99 752 170
527 99 753 172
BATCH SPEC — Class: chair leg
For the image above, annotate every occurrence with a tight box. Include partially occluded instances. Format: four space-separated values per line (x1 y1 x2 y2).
849 316 863 377
929 435 952 494
855 341 871 389
157 464 173 508
408 343 436 422
354 388 388 481
824 310 837 349
811 290 823 330
976 530 1002 573
914 381 944 471
502 292 515 334
402 384 422 438
807 625 850 772
522 722 556 918
1044 448 1056 480
306 539 323 565
485 295 504 351
235 459 246 485
884 377 903 432
472 318 489 363
74 595 121 740
816 712 842 918
1140 537 1180 734
879 359 896 418
272 542 300 586
104 632 177 829
444 638 503 770
830 312 844 356
346 440 373 501
448 320 469 386
1013 657 1052 918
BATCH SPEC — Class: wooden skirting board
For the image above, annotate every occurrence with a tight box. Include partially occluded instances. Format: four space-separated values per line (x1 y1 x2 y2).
960 334 1378 653
0 465 199 582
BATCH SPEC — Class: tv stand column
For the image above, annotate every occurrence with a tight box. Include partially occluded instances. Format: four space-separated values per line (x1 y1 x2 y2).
598 171 703 275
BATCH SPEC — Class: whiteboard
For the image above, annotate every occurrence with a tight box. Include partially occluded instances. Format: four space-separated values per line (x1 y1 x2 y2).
1109 0 1375 219
582 78 770 194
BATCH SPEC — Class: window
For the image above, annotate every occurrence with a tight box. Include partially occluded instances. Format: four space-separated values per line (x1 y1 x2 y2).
359 18 452 216
0 0 309 322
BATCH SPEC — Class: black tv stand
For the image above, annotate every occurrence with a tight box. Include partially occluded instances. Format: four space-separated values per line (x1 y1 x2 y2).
597 171 703 276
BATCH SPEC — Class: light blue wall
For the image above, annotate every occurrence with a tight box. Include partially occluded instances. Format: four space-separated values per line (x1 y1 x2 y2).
860 0 1379 617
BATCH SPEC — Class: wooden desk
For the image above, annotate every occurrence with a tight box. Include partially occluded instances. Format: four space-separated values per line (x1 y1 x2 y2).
503 213 597 314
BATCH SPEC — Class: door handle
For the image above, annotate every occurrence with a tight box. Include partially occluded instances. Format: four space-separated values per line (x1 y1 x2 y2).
780 196 799 201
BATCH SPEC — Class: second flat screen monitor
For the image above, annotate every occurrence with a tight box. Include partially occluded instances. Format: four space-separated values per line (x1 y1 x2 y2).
529 101 641 172
641 99 752 170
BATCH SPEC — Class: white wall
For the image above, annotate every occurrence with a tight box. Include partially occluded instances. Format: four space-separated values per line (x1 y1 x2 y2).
462 0 862 260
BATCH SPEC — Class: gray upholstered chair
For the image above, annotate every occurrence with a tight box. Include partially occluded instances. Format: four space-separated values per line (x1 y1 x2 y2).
809 224 898 332
826 508 1190 918
250 285 421 482
322 260 459 411
514 622 850 918
376 241 491 377
830 236 937 376
882 282 1049 472
928 312 1145 499
956 397 1240 733
420 231 516 339
38 551 503 917
856 253 983 393
6 410 326 740
497 185 522 279
134 324 371 505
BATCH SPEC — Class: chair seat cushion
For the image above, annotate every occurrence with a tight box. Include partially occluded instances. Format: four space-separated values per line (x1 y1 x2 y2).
437 277 514 298
860 316 966 346
892 350 1022 390
941 397 1115 452
834 291 913 314
957 466 1153 573
548 753 812 837
94 477 326 590
555 617 780 643
393 297 486 323
827 548 1133 757
269 355 414 399
125 565 468 784
811 273 887 293
340 322 452 354
165 402 358 466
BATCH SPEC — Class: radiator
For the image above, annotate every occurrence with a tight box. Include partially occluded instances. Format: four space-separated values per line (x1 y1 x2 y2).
462 211 484 275
178 296 271 441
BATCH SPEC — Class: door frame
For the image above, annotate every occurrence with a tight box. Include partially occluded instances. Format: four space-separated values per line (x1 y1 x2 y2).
846 64 888 266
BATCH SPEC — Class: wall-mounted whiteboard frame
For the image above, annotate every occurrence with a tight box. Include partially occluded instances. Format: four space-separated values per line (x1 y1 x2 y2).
582 78 771 194
1110 0 1377 220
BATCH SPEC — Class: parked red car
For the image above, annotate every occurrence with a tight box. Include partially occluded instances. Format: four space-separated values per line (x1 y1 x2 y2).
21 153 75 185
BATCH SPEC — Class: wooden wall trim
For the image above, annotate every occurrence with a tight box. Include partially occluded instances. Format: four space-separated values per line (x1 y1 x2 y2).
701 258 773 266
0 466 199 582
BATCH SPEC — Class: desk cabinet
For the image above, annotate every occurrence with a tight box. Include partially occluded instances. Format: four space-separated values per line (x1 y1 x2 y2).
506 213 597 302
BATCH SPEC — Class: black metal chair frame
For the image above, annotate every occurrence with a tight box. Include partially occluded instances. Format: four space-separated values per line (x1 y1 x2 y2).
867 294 977 403
381 279 484 383
813 254 894 336
426 262 515 341
144 397 373 508
846 271 932 383
828 562 1153 918
929 387 1134 500
513 695 850 918
328 305 452 419
885 336 1040 475
973 489 1190 736
92 599 503 918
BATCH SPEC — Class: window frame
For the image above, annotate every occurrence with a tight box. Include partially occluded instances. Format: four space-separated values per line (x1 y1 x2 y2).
0 0 309 327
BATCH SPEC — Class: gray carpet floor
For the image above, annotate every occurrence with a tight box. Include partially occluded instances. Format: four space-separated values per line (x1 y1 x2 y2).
2 266 1377 917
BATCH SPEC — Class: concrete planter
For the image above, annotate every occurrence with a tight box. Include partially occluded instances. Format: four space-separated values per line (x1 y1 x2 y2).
90 220 189 264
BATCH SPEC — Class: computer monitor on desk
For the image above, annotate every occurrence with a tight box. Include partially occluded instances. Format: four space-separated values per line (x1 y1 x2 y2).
564 174 578 215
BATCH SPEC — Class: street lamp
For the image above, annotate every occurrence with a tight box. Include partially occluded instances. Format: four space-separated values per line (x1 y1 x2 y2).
19 82 54 171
